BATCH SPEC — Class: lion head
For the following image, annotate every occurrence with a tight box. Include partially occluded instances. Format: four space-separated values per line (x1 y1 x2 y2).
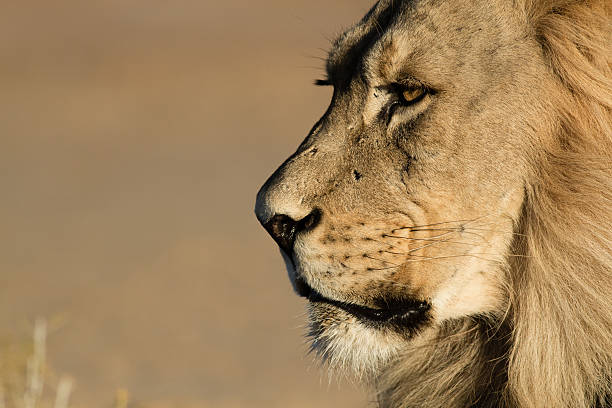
255 0 611 406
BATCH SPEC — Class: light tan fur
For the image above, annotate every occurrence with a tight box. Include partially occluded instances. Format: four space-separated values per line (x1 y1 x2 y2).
506 1 612 406
255 0 612 406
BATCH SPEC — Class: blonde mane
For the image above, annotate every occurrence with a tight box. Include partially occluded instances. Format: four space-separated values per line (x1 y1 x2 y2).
510 0 611 406
379 1 612 406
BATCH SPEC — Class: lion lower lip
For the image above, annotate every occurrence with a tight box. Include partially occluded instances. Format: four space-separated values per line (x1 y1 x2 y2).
308 290 430 324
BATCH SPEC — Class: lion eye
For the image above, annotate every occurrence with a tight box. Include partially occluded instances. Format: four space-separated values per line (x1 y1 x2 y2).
400 87 426 105
384 83 432 123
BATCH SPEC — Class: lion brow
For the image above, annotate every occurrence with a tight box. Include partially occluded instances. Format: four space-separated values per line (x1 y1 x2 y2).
325 0 400 84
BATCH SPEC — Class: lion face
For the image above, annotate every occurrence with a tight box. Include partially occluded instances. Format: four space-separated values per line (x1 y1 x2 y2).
256 0 553 375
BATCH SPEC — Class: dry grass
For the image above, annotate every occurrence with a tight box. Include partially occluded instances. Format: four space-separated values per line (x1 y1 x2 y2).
0 320 206 408
0 319 73 408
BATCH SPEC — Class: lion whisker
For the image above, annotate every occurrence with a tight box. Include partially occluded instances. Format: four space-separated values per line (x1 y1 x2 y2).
383 236 485 247
406 237 455 254
462 227 528 237
363 255 401 266
411 228 489 240
393 215 496 232
392 219 478 232
400 254 506 265
381 250 406 255
383 230 455 241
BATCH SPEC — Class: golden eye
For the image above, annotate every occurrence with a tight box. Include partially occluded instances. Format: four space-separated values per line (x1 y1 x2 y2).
401 87 426 104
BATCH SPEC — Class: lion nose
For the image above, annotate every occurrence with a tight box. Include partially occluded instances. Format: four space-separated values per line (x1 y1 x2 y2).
262 209 321 255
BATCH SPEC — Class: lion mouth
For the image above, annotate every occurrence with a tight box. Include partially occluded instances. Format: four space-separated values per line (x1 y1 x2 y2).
291 262 430 327
305 285 431 326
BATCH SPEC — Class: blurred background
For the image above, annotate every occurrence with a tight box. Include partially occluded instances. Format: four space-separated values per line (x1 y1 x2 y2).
0 0 375 407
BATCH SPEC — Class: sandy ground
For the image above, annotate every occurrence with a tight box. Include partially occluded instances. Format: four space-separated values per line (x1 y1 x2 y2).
0 0 376 406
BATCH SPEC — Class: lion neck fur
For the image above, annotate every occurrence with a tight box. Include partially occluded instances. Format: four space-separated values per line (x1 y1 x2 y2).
376 0 612 407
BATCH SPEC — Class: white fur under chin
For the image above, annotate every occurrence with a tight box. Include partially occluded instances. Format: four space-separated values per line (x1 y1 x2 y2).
308 307 408 382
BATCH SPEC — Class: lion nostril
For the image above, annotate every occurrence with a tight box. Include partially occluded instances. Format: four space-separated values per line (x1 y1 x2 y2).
301 208 321 231
264 214 297 255
263 209 322 255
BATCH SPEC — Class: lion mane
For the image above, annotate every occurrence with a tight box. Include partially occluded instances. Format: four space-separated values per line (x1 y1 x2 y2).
377 1 612 407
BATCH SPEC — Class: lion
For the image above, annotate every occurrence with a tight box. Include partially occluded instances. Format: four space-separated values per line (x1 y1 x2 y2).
254 0 611 406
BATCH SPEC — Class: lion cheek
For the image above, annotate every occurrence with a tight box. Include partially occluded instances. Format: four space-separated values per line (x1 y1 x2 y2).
395 261 449 302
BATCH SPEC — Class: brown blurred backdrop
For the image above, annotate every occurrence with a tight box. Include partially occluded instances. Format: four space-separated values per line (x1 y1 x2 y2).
0 0 375 407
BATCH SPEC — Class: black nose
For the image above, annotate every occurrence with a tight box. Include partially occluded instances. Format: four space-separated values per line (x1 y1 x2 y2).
262 209 321 255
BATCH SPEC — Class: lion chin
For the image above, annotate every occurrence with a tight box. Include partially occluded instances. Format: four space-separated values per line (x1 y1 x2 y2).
255 0 612 407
